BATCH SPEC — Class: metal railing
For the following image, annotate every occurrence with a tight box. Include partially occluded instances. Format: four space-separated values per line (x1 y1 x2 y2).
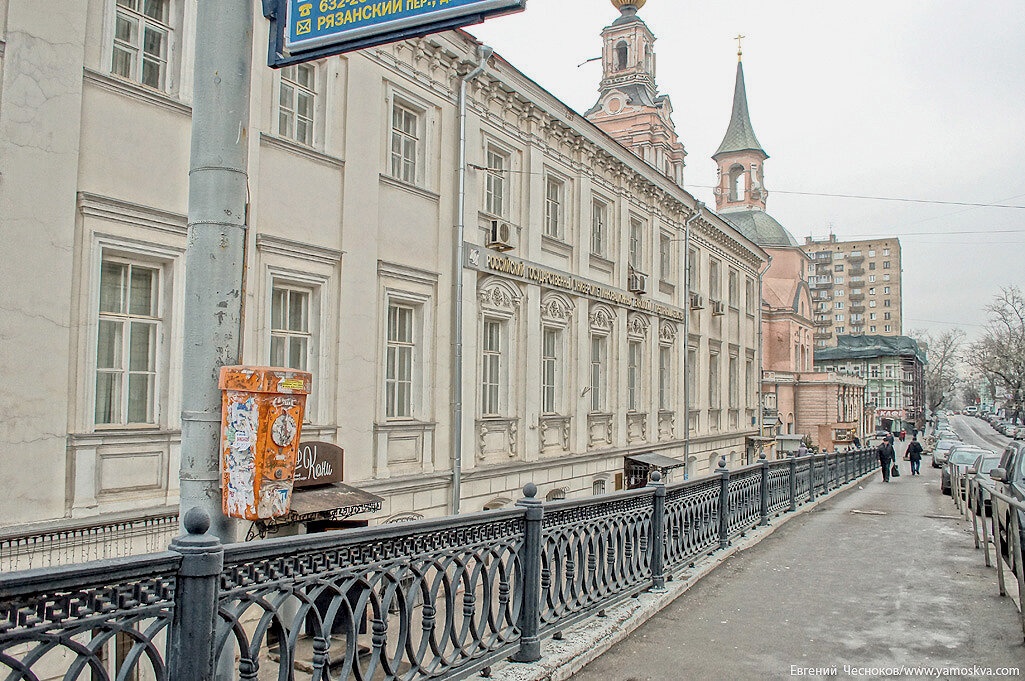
0 450 875 681
953 466 1025 640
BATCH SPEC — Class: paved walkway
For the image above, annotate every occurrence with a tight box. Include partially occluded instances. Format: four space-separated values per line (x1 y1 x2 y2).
572 444 1025 680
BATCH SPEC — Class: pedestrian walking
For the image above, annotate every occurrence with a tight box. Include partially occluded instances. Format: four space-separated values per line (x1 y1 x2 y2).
877 436 896 482
797 441 808 457
907 435 923 476
853 435 862 449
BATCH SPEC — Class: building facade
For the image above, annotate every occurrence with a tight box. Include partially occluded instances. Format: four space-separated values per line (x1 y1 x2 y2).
814 335 926 433
0 0 765 559
802 235 903 348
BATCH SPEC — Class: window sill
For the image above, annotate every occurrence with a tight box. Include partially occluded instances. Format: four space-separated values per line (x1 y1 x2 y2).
589 253 614 274
83 68 191 116
541 234 573 258
259 133 344 169
379 173 440 201
658 279 675 295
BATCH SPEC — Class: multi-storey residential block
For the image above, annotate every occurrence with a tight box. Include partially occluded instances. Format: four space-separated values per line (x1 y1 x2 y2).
803 235 903 348
0 0 765 564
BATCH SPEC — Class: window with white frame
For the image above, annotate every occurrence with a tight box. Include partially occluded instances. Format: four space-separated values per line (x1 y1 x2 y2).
745 277 754 314
591 199 608 256
659 345 672 411
629 218 643 270
481 319 502 416
709 258 721 300
390 102 419 183
590 334 607 412
95 259 161 425
627 340 642 411
544 176 564 239
541 327 560 415
279 64 315 146
746 358 755 403
111 0 172 91
686 347 697 408
729 355 738 409
728 269 739 307
485 147 507 216
385 303 414 418
709 352 720 408
659 233 671 280
688 249 699 291
270 286 311 371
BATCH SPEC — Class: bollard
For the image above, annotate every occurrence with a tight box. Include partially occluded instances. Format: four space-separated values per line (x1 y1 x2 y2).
717 458 730 550
648 471 666 589
168 508 224 681
759 453 769 526
512 483 543 662
788 453 798 512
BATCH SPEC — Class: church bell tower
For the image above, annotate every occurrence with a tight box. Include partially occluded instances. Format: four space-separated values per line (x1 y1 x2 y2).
713 41 769 213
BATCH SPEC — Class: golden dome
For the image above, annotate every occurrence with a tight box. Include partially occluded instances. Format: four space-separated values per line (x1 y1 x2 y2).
611 0 646 11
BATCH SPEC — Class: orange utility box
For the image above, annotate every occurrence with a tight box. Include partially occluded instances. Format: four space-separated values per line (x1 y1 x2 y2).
219 366 312 520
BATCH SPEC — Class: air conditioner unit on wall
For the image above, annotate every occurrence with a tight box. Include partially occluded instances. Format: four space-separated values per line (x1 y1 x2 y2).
689 292 705 310
486 220 514 251
711 300 726 316
627 269 648 294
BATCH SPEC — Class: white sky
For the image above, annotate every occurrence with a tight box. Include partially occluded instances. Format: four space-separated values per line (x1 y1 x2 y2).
468 0 1025 339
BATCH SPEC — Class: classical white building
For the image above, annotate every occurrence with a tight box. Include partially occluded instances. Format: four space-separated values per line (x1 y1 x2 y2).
0 0 765 562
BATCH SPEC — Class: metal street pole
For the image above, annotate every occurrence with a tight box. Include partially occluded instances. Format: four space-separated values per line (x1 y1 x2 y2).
179 0 253 543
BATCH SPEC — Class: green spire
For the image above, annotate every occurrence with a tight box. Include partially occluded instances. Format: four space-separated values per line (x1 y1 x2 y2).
713 60 767 160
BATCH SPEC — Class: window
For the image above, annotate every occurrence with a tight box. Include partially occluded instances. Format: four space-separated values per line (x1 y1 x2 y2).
271 286 311 371
485 147 507 216
686 347 696 408
868 250 876 257
870 325 877 332
885 324 892 332
835 326 845 334
835 314 845 321
746 359 755 403
112 0 171 91
728 356 738 409
590 335 607 412
884 312 891 320
745 277 754 314
835 276 844 284
659 233 671 280
628 340 642 411
709 258 721 300
385 304 414 418
390 103 419 183
835 301 844 309
659 346 672 411
883 286 890 294
279 64 315 146
541 327 559 414
592 479 606 495
96 260 160 425
629 218 643 269
869 275 876 282
709 352 720 408
481 320 502 416
836 289 844 297
834 264 844 272
869 262 876 271
883 299 891 307
883 248 890 256
869 288 875 295
688 249 699 291
883 261 891 269
728 269 739 307
851 288 862 295
591 200 607 256
870 312 877 320
883 274 891 282
544 176 563 239
615 41 628 70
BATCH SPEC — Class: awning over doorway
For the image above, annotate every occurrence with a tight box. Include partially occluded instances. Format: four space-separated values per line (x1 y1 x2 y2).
627 452 686 470
288 483 384 520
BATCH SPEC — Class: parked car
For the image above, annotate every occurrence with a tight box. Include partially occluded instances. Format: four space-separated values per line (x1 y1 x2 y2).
932 439 961 468
970 453 1003 516
942 446 991 496
991 442 1025 571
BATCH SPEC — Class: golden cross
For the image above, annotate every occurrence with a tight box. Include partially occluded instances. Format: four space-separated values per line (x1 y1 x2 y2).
735 34 745 61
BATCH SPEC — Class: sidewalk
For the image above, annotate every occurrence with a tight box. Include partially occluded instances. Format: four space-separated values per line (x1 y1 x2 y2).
570 459 1025 680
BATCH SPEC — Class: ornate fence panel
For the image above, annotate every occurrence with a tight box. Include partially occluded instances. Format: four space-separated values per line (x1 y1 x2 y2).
216 509 525 681
725 467 762 536
663 477 721 570
794 457 811 503
766 461 792 516
538 489 653 634
0 553 179 681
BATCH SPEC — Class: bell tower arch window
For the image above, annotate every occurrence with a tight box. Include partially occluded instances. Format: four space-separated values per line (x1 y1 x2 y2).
615 41 629 71
728 164 746 201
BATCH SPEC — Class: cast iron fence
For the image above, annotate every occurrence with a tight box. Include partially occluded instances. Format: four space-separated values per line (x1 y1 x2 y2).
0 450 874 681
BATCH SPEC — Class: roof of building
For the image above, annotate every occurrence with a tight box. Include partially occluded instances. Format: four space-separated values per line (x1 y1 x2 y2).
720 210 797 247
815 335 927 364
713 61 766 159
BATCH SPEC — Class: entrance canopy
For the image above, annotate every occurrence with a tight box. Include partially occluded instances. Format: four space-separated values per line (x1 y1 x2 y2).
627 452 686 470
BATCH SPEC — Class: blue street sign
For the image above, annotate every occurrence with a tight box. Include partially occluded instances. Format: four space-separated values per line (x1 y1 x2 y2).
265 0 526 67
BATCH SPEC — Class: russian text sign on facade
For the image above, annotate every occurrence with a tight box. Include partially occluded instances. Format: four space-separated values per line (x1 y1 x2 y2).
265 0 526 67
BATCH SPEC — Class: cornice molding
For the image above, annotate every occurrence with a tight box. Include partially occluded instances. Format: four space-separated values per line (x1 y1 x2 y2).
259 133 345 169
83 68 191 116
78 192 187 236
256 234 344 266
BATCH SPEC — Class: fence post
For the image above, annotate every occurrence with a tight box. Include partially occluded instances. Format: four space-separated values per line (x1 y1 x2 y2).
808 455 816 502
648 471 666 589
168 508 224 681
788 453 798 512
1008 506 1025 642
824 452 832 491
717 458 731 549
759 453 769 526
512 483 543 663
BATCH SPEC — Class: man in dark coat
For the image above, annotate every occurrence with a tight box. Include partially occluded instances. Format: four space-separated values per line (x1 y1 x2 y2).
907 435 923 476
877 436 896 482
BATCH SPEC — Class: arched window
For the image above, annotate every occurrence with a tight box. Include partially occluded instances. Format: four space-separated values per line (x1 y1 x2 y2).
644 45 653 74
728 164 746 201
592 478 606 495
483 497 510 510
615 41 628 70
546 488 566 502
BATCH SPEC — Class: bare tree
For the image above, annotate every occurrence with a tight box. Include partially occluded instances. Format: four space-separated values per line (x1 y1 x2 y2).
910 327 965 413
968 285 1025 422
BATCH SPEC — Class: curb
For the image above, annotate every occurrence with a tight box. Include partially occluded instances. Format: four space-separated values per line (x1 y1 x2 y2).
487 470 877 681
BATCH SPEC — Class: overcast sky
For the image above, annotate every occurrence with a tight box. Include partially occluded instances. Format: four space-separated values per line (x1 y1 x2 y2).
469 0 1025 340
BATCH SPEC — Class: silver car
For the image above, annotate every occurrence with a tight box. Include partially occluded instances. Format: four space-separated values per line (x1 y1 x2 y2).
942 445 990 495
932 438 961 468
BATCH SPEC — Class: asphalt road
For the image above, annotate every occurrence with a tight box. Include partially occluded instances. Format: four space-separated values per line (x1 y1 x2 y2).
571 443 1025 680
946 414 1012 457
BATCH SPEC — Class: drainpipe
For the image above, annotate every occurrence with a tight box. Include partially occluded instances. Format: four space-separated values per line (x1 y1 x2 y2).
452 44 493 515
758 254 772 454
681 203 704 472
